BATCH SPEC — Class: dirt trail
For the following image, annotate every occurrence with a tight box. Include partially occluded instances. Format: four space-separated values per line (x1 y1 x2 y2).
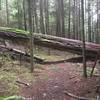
21 63 100 100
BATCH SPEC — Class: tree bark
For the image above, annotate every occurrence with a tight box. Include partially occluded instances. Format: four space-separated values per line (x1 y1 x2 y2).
88 0 92 42
44 0 49 34
40 0 45 34
68 0 71 38
34 0 39 33
81 0 87 77
0 0 1 10
6 0 10 26
17 0 23 29
27 0 34 72
56 0 65 37
0 28 100 58
0 44 44 63
23 0 27 31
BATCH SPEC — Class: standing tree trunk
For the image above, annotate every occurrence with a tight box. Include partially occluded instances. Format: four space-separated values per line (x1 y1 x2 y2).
96 0 100 43
0 0 1 10
60 0 65 37
91 3 94 42
17 0 23 29
78 0 81 40
73 0 76 39
68 0 71 38
56 0 65 37
27 0 34 72
44 0 49 34
75 0 79 40
56 0 60 37
32 2 35 32
81 0 87 77
40 0 45 34
34 0 39 33
23 0 27 31
88 0 92 42
6 0 9 26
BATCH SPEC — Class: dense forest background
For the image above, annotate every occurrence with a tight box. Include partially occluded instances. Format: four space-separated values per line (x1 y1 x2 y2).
0 0 100 43
0 0 100 98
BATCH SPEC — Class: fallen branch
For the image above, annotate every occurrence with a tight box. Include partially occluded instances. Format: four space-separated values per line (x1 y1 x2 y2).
63 91 90 100
90 51 100 77
16 80 30 86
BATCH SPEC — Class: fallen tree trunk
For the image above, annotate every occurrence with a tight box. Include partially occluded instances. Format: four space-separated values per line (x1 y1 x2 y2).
34 33 100 57
0 45 44 63
0 27 100 58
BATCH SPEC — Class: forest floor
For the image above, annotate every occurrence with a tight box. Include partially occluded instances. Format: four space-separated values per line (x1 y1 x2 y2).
0 49 100 100
21 63 100 100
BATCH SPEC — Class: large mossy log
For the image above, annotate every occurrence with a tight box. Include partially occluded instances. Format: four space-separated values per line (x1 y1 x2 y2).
0 27 100 57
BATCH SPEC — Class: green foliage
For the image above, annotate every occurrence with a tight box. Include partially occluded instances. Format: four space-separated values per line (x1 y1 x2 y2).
86 67 98 77
0 57 36 96
48 65 60 72
7 28 29 35
0 96 22 100
0 27 29 35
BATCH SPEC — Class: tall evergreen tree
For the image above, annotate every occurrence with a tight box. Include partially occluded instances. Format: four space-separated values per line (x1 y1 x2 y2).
27 0 34 72
81 0 87 77
6 0 9 26
40 0 45 34
88 0 92 42
23 0 27 31
96 0 100 43
56 0 65 37
17 0 23 29
44 0 49 34
68 0 71 38
34 0 39 33
0 0 1 10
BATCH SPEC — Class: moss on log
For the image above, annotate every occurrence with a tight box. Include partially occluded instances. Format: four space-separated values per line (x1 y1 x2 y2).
0 27 100 58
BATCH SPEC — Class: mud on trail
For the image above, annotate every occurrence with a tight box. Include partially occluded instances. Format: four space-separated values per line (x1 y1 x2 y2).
21 62 100 100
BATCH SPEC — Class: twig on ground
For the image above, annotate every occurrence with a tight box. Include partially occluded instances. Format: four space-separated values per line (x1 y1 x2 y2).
16 80 30 86
63 91 90 100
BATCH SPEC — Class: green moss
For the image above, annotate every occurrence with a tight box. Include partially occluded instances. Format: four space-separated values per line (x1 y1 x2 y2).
0 96 22 100
0 71 19 96
0 59 36 96
35 49 64 62
48 65 60 72
86 67 98 76
0 27 29 36
7 28 29 35
77 65 99 77
42 75 49 81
